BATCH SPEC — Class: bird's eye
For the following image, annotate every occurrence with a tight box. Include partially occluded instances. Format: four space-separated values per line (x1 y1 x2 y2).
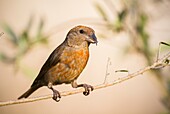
79 29 84 34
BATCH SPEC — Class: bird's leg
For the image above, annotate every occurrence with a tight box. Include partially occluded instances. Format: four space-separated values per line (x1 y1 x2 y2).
48 83 61 102
71 80 94 96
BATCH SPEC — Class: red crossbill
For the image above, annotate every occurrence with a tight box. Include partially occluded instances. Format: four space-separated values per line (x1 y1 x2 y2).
18 25 98 102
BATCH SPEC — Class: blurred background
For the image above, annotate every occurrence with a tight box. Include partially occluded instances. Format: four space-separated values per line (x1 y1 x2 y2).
0 0 170 114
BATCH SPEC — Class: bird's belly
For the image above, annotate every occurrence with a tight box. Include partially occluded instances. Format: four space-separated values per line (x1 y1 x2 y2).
48 48 89 84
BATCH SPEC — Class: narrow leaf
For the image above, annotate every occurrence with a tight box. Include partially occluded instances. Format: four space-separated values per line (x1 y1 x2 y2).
115 70 129 73
160 42 170 47
1 23 18 45
95 3 109 21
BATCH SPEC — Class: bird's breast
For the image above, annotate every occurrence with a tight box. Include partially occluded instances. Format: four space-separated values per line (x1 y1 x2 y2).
48 47 89 84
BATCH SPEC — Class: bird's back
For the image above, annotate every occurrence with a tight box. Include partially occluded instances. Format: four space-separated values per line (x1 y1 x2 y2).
31 42 66 87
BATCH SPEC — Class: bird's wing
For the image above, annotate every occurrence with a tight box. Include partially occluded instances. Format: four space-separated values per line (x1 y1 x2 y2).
31 42 65 87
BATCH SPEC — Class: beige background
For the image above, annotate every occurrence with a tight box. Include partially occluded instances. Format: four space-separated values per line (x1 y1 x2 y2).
0 0 170 114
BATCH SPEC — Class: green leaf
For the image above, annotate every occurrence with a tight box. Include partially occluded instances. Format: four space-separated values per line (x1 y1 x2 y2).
18 36 28 55
36 17 45 39
0 53 8 61
159 41 170 51
160 42 170 47
0 52 15 63
1 23 18 45
25 15 34 33
118 9 127 22
21 15 34 42
115 70 129 73
95 3 109 21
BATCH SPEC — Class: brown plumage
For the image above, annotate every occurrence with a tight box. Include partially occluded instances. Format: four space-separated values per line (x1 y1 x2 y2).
18 25 98 101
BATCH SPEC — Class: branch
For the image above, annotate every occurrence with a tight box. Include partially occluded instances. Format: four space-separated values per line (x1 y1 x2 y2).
0 52 170 107
0 32 4 37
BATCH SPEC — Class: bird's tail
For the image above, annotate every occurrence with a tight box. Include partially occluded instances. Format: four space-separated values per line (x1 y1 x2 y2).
18 85 41 99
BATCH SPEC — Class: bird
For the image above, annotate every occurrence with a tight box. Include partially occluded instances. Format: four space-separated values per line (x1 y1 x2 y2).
18 25 98 102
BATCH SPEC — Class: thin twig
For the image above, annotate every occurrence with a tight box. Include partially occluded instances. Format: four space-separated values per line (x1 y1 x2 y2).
104 57 111 83
0 52 170 107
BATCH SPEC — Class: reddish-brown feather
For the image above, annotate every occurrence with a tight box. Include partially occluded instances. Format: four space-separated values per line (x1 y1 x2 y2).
47 47 89 84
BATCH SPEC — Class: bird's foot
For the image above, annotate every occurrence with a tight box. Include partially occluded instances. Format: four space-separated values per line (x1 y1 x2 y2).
81 84 94 96
52 89 61 102
71 80 94 96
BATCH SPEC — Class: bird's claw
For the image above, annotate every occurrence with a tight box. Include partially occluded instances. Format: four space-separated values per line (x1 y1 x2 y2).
82 84 94 96
52 89 61 102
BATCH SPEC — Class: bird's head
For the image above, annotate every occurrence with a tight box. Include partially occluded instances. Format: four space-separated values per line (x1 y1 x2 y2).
65 25 98 47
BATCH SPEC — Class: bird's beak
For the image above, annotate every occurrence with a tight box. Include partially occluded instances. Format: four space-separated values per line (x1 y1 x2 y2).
86 33 98 45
